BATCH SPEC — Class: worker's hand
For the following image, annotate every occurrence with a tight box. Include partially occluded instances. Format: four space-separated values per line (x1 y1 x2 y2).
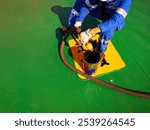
74 21 82 34
79 29 93 45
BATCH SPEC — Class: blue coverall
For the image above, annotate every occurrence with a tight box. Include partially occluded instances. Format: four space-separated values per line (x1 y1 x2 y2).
68 0 133 53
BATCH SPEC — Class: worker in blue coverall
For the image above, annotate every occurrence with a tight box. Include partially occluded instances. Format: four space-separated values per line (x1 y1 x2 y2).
68 0 133 53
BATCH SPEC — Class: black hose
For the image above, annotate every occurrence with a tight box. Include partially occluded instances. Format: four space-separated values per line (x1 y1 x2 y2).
60 40 150 98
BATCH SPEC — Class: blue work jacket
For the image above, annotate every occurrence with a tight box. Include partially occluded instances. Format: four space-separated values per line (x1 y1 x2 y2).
68 0 133 33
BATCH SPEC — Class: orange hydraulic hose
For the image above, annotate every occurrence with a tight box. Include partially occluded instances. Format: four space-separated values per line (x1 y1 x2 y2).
60 40 150 98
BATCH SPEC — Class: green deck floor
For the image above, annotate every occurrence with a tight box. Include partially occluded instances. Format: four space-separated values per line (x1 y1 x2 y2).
0 0 150 112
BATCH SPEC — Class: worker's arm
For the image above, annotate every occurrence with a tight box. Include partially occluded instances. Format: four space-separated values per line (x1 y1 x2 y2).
79 0 133 44
69 0 99 27
68 0 84 27
90 0 133 34
97 0 133 33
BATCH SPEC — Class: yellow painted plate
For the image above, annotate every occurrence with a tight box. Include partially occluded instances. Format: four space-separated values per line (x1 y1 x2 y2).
68 35 125 79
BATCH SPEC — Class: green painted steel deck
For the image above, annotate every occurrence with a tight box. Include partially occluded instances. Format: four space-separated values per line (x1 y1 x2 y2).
0 0 150 112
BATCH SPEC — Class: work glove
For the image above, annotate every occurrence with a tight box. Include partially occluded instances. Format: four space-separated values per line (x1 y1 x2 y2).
74 21 82 34
79 29 94 45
